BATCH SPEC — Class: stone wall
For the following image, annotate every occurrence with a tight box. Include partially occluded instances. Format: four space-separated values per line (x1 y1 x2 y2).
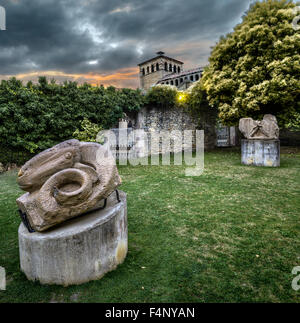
132 105 218 155
140 106 198 155
137 106 197 133
121 106 217 156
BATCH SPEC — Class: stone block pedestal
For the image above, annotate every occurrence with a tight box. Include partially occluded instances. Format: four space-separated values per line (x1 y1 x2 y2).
241 139 280 167
18 191 127 286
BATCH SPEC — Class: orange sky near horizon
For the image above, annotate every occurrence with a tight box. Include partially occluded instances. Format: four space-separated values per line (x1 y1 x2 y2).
0 67 141 89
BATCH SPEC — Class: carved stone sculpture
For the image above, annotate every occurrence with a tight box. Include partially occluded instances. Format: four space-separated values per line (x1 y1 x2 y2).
16 139 121 232
239 114 279 140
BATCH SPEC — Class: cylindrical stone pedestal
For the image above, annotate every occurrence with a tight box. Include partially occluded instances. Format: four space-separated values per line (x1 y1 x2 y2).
241 139 280 167
18 191 127 286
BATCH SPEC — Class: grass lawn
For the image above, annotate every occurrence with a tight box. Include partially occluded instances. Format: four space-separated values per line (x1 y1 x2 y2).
0 148 300 303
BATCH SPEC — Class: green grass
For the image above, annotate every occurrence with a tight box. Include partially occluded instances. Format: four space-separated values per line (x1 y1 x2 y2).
0 148 300 303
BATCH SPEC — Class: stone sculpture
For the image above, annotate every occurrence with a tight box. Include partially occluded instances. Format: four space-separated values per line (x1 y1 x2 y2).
16 139 121 232
239 114 279 140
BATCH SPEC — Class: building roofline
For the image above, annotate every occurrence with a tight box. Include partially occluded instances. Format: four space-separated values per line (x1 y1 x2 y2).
157 67 204 82
138 54 184 66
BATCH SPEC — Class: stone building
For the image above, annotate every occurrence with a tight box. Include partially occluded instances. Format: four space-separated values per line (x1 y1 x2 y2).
131 52 238 151
138 51 203 91
157 67 203 90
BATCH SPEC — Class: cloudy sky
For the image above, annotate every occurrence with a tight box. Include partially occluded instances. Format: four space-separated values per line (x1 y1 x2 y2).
0 0 252 88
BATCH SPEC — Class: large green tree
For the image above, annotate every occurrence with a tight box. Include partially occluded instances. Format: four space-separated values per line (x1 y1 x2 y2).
202 0 300 129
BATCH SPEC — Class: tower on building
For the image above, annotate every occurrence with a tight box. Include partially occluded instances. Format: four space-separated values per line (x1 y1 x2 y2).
138 52 184 91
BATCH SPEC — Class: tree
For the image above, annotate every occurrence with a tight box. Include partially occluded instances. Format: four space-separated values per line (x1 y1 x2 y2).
201 0 300 129
145 84 178 109
187 81 218 149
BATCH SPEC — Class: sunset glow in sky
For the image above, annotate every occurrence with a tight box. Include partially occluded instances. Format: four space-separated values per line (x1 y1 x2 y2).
0 0 253 88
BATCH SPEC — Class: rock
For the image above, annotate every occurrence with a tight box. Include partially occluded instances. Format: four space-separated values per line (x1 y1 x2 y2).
241 139 280 167
18 191 127 286
16 139 121 232
239 114 279 140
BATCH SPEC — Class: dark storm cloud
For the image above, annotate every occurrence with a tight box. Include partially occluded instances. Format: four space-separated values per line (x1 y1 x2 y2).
0 0 250 76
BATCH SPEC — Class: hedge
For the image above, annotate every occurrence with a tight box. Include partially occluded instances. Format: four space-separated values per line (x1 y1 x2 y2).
0 77 144 163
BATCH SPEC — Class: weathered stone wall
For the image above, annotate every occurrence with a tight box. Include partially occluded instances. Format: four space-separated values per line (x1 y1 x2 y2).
134 106 198 155
139 106 197 132
133 105 217 153
120 105 217 156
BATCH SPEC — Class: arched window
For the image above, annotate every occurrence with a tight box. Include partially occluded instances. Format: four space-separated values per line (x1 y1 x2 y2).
169 64 172 72
147 66 149 74
142 68 145 75
156 63 159 71
195 74 199 81
151 64 154 72
190 75 194 81
166 81 169 84
180 78 183 83
175 79 179 86
178 67 181 73
171 80 174 85
165 62 168 71
174 65 177 73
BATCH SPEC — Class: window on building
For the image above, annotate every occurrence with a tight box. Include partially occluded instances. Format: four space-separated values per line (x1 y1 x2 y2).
178 67 181 73
190 75 194 81
147 66 149 74
175 79 178 86
156 63 159 71
195 74 199 81
165 62 168 71
166 82 169 84
151 64 154 72
142 68 145 75
171 80 174 85
174 65 177 73
180 78 183 83
169 64 172 72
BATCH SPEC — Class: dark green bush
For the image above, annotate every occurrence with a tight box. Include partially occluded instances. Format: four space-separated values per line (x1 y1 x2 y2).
144 84 177 109
0 77 144 161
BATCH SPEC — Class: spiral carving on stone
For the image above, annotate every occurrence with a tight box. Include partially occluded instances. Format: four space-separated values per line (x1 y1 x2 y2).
16 139 121 232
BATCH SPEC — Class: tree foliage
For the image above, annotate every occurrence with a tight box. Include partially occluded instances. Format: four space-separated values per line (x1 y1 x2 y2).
201 0 300 129
0 77 144 154
72 118 104 143
144 84 178 109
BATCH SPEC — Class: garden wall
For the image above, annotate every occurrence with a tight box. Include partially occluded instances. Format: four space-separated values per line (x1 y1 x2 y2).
134 105 216 151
